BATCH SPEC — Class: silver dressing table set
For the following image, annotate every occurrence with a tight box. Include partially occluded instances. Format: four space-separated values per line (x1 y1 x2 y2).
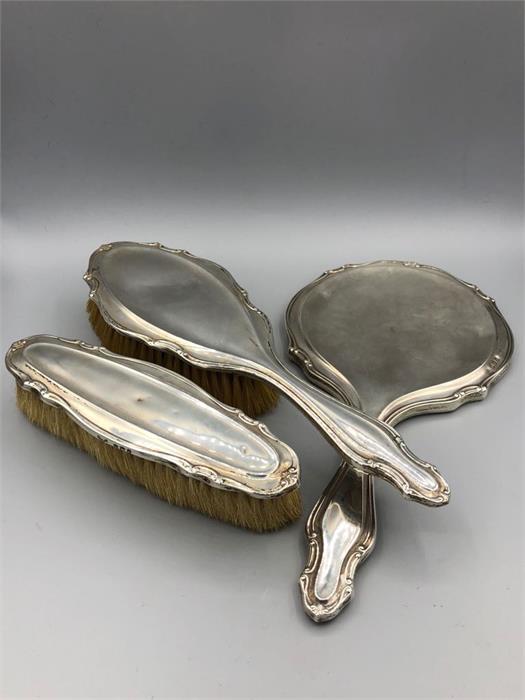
6 242 513 624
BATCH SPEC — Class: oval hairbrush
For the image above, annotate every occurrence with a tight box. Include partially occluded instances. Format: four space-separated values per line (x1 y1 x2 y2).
84 242 450 507
286 260 513 621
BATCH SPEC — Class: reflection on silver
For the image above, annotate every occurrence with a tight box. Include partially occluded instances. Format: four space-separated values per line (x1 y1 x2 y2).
316 501 361 601
6 335 299 498
287 260 514 622
85 242 450 507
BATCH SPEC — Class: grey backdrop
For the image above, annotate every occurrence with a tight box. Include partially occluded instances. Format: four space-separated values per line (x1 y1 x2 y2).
2 2 523 699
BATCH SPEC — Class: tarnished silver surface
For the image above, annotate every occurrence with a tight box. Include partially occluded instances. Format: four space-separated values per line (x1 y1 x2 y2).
85 242 450 506
6 335 299 498
286 261 514 622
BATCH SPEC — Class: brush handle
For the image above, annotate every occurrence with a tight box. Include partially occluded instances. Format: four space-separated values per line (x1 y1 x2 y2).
296 382 383 623
299 463 376 622
299 399 410 621
261 359 449 507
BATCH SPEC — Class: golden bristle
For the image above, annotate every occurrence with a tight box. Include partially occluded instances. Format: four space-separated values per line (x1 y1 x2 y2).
86 299 279 418
16 385 301 532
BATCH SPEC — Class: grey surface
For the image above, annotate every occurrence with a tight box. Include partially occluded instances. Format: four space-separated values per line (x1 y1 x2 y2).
1 2 523 699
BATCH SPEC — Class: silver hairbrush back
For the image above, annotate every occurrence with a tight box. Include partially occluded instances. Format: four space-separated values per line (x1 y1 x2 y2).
85 242 450 508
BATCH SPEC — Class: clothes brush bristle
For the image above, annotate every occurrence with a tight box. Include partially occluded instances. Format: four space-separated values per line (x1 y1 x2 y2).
15 385 301 531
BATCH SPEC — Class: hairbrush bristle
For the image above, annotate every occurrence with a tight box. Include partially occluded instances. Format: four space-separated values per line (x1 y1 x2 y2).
16 385 301 532
86 299 279 417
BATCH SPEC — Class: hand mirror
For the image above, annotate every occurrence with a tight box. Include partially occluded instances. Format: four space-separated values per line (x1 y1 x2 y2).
286 260 513 622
